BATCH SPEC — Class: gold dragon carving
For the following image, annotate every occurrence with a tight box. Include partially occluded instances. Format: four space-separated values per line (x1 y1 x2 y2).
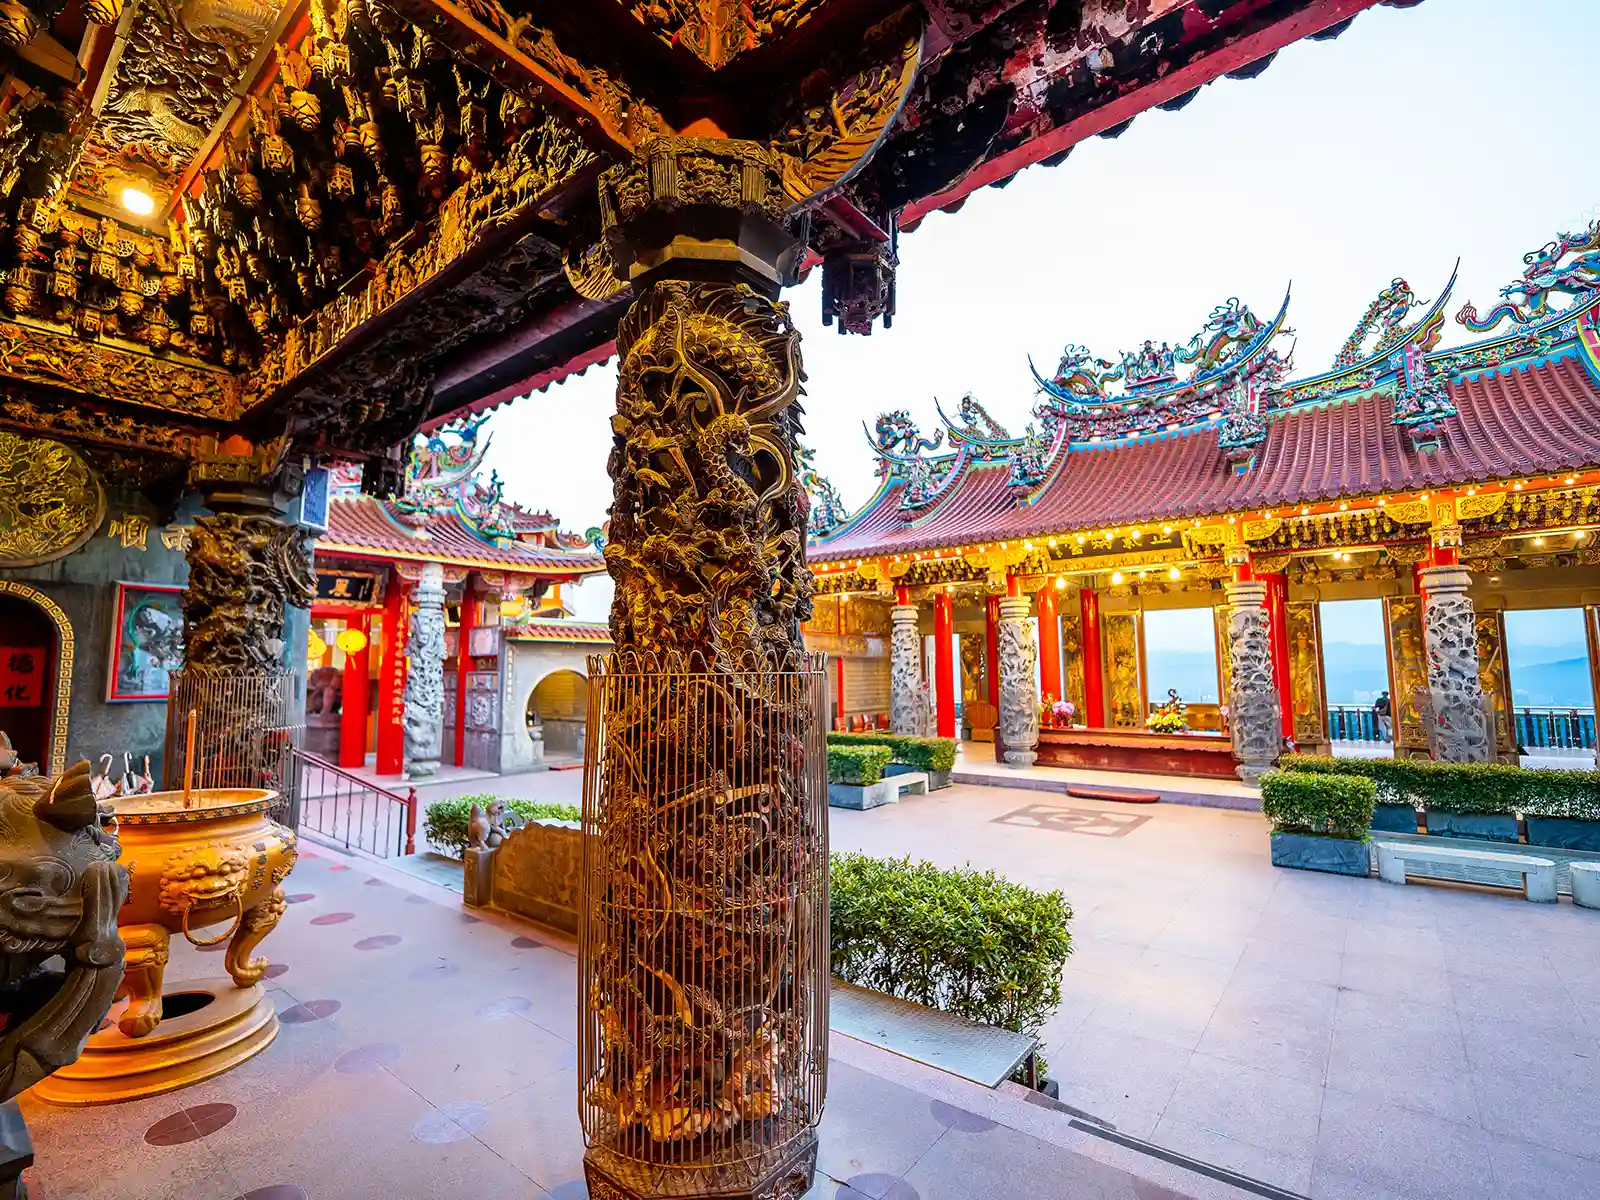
182 510 315 674
0 431 107 567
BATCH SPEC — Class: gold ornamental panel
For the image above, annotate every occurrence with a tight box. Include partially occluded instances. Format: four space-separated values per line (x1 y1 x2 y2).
1474 611 1517 761
0 430 106 567
1060 608 1087 717
1285 601 1329 752
1384 596 1429 755
1103 611 1143 729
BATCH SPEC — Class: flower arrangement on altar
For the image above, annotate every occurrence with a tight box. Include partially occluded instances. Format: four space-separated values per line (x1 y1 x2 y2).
1146 689 1188 734
1039 694 1077 729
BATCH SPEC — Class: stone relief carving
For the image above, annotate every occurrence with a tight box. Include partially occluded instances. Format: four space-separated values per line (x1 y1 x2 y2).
403 562 446 778
1225 579 1280 783
996 596 1039 768
889 604 922 735
1419 566 1491 763
183 504 314 674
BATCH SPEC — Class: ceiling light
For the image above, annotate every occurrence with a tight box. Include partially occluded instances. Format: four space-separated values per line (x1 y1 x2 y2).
1533 536 1545 546
1111 571 1124 585
1513 482 1523 490
121 187 155 216
1054 577 1066 590
1168 566 1181 580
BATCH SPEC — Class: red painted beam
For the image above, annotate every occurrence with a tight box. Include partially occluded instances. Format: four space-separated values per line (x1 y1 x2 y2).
902 0 1387 227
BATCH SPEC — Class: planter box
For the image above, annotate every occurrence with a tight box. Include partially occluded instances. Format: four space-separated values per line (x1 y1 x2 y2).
1269 831 1370 876
1526 816 1600 852
1424 810 1520 843
885 762 952 791
829 779 898 810
1372 805 1419 834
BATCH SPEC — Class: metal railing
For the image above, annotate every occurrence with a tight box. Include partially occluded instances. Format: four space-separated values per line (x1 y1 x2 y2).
1327 705 1388 743
1513 707 1597 752
283 745 418 859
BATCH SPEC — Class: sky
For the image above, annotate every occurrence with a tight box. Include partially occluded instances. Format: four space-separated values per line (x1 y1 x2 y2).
480 0 1600 621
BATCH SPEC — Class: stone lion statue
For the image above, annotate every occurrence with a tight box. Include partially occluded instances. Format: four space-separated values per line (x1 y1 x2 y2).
0 761 129 1100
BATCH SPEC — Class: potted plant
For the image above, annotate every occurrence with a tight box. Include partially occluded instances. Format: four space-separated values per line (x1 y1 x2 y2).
1146 689 1187 734
827 744 899 809
1278 755 1418 833
1413 760 1521 843
1050 699 1077 729
1262 770 1377 876
1522 768 1600 850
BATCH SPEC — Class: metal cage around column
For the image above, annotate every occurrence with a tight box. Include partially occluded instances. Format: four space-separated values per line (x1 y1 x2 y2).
578 648 830 1196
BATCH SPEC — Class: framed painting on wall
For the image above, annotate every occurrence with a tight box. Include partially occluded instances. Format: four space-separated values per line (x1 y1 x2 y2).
108 583 185 702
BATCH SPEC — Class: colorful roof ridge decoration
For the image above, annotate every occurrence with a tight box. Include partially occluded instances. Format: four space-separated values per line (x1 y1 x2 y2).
321 416 604 578
505 618 612 643
810 218 1600 565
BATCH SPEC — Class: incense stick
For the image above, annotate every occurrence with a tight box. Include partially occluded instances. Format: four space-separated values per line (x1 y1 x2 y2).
182 709 197 808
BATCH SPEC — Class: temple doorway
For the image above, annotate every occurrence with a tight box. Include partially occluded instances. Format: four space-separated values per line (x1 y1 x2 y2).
0 589 60 773
528 670 588 758
1503 608 1596 765
1318 599 1391 754
1143 608 1221 732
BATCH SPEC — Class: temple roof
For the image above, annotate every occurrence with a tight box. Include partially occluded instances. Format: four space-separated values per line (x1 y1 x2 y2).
505 619 612 644
809 223 1600 563
318 495 604 577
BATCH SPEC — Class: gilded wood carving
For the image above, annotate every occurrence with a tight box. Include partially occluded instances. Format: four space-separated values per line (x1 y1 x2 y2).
0 431 107 567
1284 600 1328 751
1383 595 1430 756
1102 610 1142 729
1473 609 1517 761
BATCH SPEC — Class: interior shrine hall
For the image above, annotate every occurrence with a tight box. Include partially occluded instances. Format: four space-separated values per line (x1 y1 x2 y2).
2 1 1599 1200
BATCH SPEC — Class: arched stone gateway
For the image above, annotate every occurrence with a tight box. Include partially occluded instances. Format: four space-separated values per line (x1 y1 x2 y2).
526 669 589 760
0 580 75 777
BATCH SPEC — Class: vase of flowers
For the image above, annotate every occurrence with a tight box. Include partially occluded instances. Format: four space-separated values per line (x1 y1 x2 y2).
1051 699 1076 729
1146 689 1188 734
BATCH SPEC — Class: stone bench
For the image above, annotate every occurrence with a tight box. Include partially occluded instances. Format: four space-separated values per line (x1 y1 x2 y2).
1375 841 1557 902
830 980 1038 1088
827 771 928 811
1571 862 1600 910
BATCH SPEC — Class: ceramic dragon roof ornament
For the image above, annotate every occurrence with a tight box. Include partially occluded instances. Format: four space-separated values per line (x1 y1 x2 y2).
1457 219 1600 333
798 444 847 536
935 393 1011 452
864 409 953 511
1029 287 1292 443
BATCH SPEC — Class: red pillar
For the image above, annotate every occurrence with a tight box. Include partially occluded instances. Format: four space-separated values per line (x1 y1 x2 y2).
338 612 372 769
1037 584 1062 704
1262 572 1294 740
453 578 478 768
933 591 955 738
1081 587 1105 728
835 656 847 727
984 595 1000 708
375 576 408 776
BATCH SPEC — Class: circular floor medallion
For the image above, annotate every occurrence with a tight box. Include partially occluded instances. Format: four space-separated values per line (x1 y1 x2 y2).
280 999 340 1024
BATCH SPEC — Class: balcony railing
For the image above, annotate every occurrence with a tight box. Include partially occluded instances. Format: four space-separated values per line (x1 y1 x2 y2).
1327 704 1597 752
282 746 418 858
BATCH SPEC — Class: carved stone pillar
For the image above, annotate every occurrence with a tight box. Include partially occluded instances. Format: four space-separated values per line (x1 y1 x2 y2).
402 561 446 780
1419 564 1491 762
890 603 922 735
582 136 823 1200
1224 578 1280 784
183 485 314 676
996 595 1039 768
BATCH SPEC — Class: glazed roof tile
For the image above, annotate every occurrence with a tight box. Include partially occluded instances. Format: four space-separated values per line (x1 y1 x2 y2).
318 495 606 575
507 620 612 643
812 354 1600 561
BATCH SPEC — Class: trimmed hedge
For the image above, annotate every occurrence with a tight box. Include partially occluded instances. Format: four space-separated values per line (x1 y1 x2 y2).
830 852 1072 1049
827 744 893 786
1261 771 1376 840
423 794 581 857
1280 755 1600 820
827 731 958 774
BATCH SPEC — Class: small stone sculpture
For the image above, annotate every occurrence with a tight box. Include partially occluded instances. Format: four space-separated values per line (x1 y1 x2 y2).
466 803 491 851
485 799 523 848
0 761 129 1100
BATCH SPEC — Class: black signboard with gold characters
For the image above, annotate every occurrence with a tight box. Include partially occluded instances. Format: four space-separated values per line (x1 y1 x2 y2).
315 571 381 605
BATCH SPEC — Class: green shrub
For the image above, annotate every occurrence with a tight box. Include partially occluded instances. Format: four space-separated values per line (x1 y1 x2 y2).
423 794 581 857
830 853 1072 1048
827 744 892 786
1279 755 1600 820
1261 771 1376 839
827 732 958 773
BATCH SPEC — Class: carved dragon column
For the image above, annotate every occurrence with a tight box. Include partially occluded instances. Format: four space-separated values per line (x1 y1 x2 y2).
1224 565 1281 784
889 595 922 735
996 591 1040 768
582 136 822 1200
402 561 446 780
1418 564 1491 763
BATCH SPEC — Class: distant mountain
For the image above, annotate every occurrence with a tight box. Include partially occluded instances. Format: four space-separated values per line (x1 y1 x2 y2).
1323 641 1389 707
1146 651 1221 705
1510 657 1595 709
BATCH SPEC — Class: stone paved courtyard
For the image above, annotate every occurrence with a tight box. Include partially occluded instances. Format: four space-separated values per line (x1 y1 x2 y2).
20 772 1600 1199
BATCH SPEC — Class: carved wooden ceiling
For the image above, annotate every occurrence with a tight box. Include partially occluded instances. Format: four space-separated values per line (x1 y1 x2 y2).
0 0 1418 487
